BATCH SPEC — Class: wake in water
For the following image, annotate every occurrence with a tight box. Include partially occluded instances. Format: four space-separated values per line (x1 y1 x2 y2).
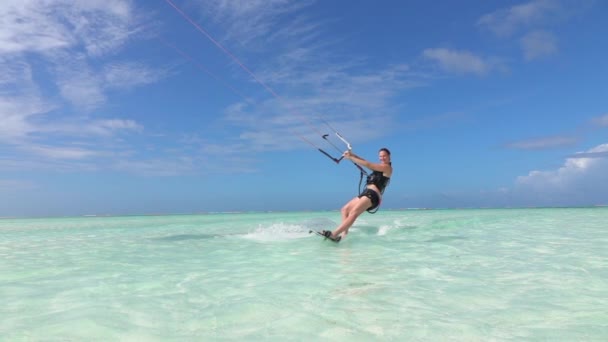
339 217 417 237
241 216 419 242
242 217 337 242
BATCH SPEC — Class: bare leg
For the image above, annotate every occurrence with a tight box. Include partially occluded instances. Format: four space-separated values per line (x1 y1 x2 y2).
337 197 357 236
331 196 372 238
341 201 349 222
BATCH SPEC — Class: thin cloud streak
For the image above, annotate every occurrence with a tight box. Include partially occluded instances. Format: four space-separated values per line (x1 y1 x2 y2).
0 96 54 140
196 0 317 46
38 119 143 137
521 30 558 61
54 57 107 110
25 145 100 160
477 0 561 37
505 136 579 150
422 48 499 76
103 62 170 90
219 62 419 150
591 113 608 127
568 151 608 159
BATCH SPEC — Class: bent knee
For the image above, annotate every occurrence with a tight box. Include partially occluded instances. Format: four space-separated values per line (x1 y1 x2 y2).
341 203 351 214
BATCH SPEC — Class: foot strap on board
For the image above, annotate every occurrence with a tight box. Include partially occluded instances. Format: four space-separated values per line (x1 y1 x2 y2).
309 230 342 243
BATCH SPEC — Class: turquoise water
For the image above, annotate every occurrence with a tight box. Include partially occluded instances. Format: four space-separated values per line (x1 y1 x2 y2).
1 208 607 340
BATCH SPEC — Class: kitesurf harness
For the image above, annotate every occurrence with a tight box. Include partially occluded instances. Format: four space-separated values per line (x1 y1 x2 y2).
360 167 391 214
366 170 390 193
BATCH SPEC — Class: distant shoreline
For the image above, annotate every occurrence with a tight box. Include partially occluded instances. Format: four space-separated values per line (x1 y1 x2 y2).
2 205 607 220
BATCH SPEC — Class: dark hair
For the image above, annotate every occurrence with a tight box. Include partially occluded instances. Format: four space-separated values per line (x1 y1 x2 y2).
379 147 391 155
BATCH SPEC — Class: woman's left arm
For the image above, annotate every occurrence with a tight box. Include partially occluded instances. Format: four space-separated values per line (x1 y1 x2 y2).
345 152 391 173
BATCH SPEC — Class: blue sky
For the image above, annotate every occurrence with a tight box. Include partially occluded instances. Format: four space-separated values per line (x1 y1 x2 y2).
1 0 607 217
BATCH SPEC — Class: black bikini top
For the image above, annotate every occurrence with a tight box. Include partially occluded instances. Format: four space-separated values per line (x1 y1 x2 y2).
366 170 390 193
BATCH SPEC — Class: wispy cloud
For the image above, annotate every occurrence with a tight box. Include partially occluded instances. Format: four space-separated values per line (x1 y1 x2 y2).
0 0 73 54
54 56 107 110
91 119 143 133
0 0 139 56
520 30 558 61
591 113 608 127
0 0 166 174
477 0 594 62
197 0 316 46
0 58 32 88
25 145 100 160
39 119 143 138
0 94 57 139
477 0 561 37
103 62 170 90
506 135 579 150
175 0 425 154
219 63 421 151
422 48 501 76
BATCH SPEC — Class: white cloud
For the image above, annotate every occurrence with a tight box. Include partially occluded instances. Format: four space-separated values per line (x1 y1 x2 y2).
94 119 142 132
55 59 107 110
0 96 53 141
477 1 595 62
48 56 167 110
1 0 424 176
103 62 169 90
0 0 138 57
266 14 324 44
0 1 74 54
521 30 558 61
0 58 32 87
0 57 50 141
198 0 316 45
477 0 561 37
40 119 143 137
0 0 152 111
422 48 493 75
515 143 608 204
69 0 138 57
219 63 418 151
25 145 99 160
0 0 160 171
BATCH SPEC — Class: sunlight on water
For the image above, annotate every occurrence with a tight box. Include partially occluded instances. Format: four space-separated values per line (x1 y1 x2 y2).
1 208 607 340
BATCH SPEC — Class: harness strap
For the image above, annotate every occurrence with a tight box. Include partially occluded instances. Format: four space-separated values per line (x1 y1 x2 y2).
357 169 382 214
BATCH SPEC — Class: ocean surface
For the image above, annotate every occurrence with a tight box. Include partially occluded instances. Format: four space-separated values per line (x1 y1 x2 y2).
1 208 607 340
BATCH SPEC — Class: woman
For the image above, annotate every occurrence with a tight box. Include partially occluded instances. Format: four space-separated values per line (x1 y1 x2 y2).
322 148 392 242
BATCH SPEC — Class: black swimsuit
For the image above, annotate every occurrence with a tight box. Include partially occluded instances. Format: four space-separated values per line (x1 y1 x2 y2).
358 188 381 210
358 171 390 210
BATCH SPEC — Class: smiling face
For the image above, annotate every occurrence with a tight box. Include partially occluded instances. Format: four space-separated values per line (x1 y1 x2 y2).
379 149 391 164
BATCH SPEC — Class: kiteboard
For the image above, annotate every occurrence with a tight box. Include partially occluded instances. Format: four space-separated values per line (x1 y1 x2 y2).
309 230 341 243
